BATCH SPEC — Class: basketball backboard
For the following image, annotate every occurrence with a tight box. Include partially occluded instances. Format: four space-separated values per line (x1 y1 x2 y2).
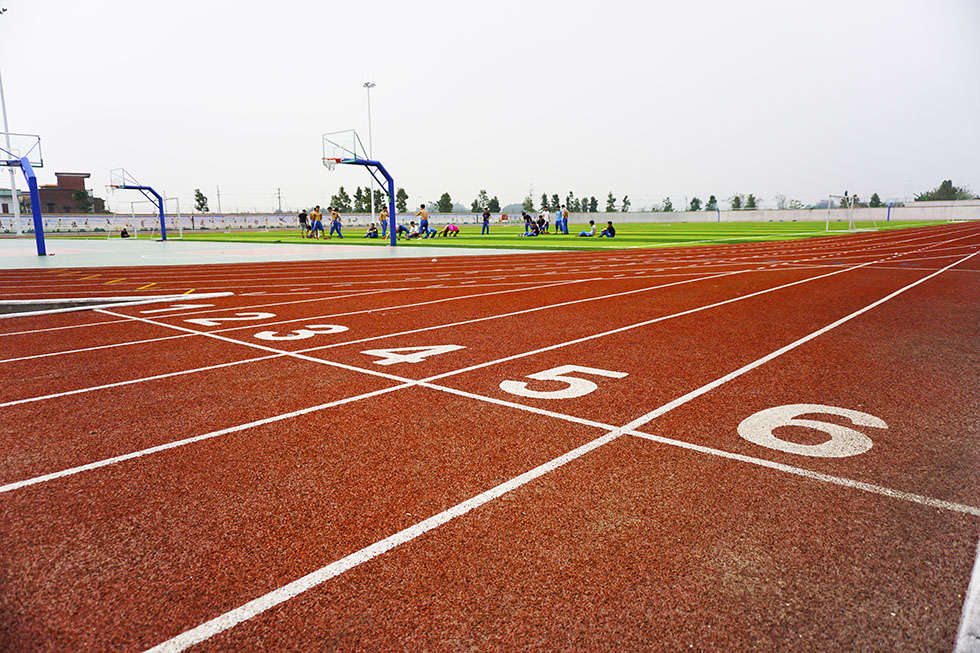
0 132 43 168
322 129 368 168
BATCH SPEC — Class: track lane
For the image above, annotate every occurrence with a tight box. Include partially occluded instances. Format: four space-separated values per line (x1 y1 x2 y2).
0 389 604 650
632 256 980 507
195 435 980 651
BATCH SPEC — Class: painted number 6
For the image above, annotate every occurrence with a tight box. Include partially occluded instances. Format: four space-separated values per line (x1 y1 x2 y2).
738 404 887 458
500 365 628 400
254 324 349 341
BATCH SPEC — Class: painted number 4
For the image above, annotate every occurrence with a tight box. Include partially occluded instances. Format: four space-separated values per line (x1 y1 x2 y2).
361 345 465 366
500 365 627 399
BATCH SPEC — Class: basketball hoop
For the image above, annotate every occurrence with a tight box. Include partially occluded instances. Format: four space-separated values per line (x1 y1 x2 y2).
322 157 341 171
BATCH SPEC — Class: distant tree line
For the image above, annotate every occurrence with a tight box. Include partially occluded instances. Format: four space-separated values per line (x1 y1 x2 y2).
314 178 975 216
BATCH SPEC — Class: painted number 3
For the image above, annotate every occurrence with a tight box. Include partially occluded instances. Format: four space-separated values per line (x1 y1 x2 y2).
254 324 349 341
500 365 628 399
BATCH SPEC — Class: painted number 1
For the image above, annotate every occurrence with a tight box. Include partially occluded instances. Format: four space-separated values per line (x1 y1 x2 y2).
500 365 628 399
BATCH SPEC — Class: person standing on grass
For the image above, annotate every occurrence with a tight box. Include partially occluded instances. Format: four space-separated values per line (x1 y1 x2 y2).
541 208 551 234
578 220 596 237
328 207 343 239
560 204 570 234
481 208 491 235
298 208 309 238
599 220 616 238
310 205 324 239
379 205 389 239
416 204 430 238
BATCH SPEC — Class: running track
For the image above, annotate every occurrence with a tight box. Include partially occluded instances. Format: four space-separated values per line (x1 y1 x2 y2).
1 223 978 651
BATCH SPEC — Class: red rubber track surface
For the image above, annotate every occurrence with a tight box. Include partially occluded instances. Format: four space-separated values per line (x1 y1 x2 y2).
0 223 978 651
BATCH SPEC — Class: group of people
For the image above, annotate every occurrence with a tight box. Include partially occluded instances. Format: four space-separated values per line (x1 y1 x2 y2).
297 205 344 239
394 204 461 239
298 202 615 240
519 205 616 238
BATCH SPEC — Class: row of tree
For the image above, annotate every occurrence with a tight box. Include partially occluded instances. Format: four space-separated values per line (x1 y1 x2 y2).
191 178 976 216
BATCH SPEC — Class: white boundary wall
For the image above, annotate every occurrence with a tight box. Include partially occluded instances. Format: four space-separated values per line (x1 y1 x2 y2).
1 201 977 233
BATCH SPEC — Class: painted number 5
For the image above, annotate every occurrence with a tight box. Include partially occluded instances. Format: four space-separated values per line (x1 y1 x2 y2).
500 365 628 400
738 404 887 458
254 324 349 341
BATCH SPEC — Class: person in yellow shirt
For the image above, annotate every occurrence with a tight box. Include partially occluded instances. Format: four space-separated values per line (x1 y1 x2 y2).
309 205 323 239
327 207 343 239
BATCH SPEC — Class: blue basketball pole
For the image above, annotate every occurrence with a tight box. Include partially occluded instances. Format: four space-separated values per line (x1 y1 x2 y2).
341 158 397 246
119 184 166 240
16 156 46 256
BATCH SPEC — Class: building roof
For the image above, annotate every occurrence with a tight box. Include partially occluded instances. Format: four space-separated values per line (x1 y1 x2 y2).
54 172 92 178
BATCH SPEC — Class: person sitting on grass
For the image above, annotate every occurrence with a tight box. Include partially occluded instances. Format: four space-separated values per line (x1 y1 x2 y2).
521 217 540 237
598 220 616 238
577 220 596 237
536 214 547 234
522 212 537 236
439 223 460 237
364 223 379 238
396 221 414 239
404 221 423 239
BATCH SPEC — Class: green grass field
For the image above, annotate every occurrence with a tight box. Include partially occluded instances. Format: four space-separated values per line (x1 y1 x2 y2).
52 220 948 250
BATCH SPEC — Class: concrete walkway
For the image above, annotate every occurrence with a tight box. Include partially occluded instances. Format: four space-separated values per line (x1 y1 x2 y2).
0 238 543 270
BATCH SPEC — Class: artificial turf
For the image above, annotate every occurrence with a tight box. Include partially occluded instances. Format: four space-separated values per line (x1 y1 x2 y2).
54 220 948 250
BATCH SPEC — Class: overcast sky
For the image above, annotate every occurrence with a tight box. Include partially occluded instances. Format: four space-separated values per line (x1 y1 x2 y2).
1 0 978 212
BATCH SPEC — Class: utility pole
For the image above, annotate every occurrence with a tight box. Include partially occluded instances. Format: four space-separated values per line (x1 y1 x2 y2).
363 81 376 222
216 185 222 214
0 69 22 236
276 187 282 213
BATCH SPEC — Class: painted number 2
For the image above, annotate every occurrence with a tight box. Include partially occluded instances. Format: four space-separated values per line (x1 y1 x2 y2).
738 404 887 458
499 365 628 399
254 324 348 341
184 312 276 327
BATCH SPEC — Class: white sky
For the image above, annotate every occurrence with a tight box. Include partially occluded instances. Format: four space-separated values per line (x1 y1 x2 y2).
1 0 978 212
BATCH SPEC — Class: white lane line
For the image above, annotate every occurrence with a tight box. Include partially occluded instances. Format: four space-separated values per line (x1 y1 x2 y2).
2 223 968 336
0 383 414 494
143 248 979 652
616 250 978 428
0 293 233 320
1 270 740 406
0 354 282 408
143 430 624 653
0 279 584 363
4 241 966 486
625 431 980 516
956 538 980 653
420 252 896 384
0 288 401 338
422 382 980 516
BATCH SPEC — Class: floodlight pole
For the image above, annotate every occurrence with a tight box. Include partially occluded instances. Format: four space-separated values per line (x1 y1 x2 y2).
0 69 22 236
364 81 376 225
